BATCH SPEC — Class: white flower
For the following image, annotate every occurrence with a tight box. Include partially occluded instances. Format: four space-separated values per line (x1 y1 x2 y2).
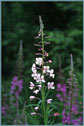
50 73 55 78
37 73 41 79
29 82 35 90
36 58 43 66
43 66 50 73
47 82 55 90
36 74 41 83
47 99 52 104
50 69 54 73
29 87 34 90
31 112 36 115
31 73 38 80
32 69 37 73
32 64 37 73
35 74 45 83
48 69 55 78
34 106 39 111
30 96 35 100
40 75 45 83
38 85 42 90
32 63 36 67
48 60 52 63
33 90 39 94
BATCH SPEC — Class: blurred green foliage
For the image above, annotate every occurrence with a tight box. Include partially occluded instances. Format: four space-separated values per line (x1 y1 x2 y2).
2 2 83 125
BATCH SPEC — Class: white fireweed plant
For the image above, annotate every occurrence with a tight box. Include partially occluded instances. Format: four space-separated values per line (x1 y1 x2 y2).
29 16 57 125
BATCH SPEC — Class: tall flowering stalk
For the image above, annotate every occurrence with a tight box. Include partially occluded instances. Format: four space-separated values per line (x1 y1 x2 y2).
29 16 56 124
66 54 79 124
10 41 24 123
56 55 66 103
16 40 24 78
56 54 83 125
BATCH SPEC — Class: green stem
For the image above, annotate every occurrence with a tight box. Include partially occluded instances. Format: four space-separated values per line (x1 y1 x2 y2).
41 29 46 124
41 85 45 121
45 104 50 124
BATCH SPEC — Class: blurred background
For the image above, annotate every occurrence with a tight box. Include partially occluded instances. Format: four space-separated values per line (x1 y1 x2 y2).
2 2 83 124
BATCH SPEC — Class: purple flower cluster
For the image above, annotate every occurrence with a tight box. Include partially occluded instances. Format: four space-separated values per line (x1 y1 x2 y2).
56 83 83 125
56 55 83 125
56 83 66 101
62 109 70 124
11 76 23 97
2 106 7 116
62 109 83 125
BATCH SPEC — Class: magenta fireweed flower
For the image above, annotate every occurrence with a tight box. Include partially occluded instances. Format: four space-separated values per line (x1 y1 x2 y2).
57 83 66 96
78 116 83 124
57 83 62 89
11 76 23 97
56 83 66 102
2 106 7 116
10 75 23 121
56 93 63 101
72 104 78 114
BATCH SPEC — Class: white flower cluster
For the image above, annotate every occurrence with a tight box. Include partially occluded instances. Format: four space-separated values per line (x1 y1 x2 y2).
29 81 42 94
43 66 55 78
30 56 55 106
36 57 43 66
31 63 45 83
32 73 45 83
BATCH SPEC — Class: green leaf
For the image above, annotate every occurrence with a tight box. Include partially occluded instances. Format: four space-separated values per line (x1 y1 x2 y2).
25 104 38 108
38 100 42 106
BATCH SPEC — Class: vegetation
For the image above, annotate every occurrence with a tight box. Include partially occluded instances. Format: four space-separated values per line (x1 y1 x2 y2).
2 2 83 125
